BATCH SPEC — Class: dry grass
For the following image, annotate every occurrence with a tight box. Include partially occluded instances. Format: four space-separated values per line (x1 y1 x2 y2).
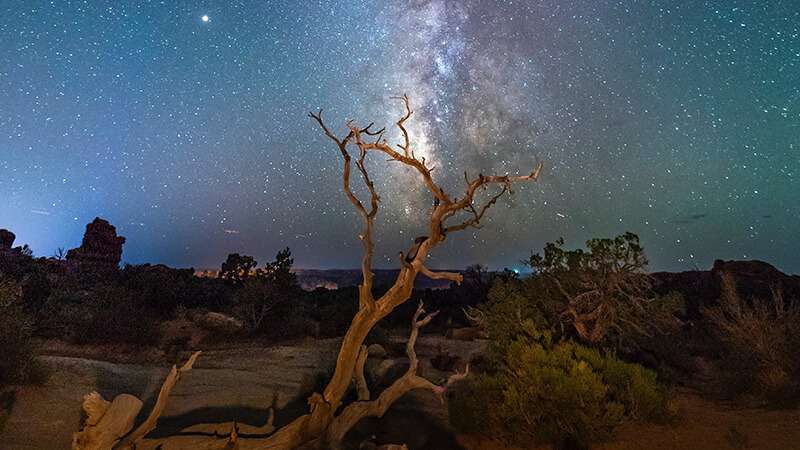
703 273 800 404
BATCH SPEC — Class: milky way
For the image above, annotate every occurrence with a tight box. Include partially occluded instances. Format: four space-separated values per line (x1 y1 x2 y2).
1 1 798 272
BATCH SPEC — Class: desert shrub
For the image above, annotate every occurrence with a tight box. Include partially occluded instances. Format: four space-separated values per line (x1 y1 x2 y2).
309 287 359 337
185 277 234 310
451 268 673 448
255 306 320 341
0 248 36 279
232 278 281 331
571 345 672 421
0 275 48 387
475 278 550 349
725 424 750 449
703 272 800 407
449 326 672 449
364 322 393 347
119 264 204 317
33 287 92 339
72 285 162 346
231 248 302 336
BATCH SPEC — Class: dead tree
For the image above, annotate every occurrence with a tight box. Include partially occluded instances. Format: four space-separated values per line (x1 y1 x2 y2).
289 95 542 448
73 95 542 449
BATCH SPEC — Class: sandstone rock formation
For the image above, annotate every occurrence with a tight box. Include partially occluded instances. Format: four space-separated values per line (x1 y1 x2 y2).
66 218 126 268
0 228 15 251
1 337 482 450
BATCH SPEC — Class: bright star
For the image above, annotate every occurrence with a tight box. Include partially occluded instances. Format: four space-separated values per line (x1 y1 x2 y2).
201 15 209 22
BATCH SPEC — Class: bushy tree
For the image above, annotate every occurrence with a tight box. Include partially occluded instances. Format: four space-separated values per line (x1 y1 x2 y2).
219 253 257 285
529 232 682 346
232 248 299 332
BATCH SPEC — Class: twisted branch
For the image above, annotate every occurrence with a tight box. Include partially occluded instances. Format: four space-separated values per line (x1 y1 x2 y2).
326 302 468 446
419 265 464 285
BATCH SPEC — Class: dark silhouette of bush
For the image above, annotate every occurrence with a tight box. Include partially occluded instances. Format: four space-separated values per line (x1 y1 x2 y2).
0 275 48 387
231 248 306 337
119 264 197 317
220 253 257 285
71 285 161 346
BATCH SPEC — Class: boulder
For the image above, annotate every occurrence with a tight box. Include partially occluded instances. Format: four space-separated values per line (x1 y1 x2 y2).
366 343 387 359
196 312 243 334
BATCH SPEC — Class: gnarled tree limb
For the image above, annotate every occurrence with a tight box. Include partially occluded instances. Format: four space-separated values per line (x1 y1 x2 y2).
419 265 464 285
325 302 468 447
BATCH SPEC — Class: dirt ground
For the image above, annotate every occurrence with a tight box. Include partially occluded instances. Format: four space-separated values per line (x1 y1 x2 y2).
598 390 800 450
457 389 800 450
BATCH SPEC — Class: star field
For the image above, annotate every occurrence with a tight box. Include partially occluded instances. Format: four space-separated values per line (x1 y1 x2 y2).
1 1 798 272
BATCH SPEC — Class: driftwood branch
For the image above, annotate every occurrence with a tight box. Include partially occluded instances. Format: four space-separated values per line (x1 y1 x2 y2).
444 164 543 233
116 351 201 449
72 394 142 450
72 351 201 450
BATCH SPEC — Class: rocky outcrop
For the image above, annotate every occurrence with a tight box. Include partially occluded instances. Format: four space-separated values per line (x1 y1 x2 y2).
711 259 800 300
0 228 14 251
653 259 800 317
66 218 126 268
0 337 482 450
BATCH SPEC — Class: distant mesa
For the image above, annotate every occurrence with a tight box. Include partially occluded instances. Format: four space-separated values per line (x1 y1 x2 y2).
0 229 15 251
66 217 126 268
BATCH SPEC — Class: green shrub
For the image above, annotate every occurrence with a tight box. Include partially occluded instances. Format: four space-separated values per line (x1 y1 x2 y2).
450 327 672 448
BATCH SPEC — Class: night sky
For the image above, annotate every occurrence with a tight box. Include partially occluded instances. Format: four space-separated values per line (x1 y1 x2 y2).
1 1 798 273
